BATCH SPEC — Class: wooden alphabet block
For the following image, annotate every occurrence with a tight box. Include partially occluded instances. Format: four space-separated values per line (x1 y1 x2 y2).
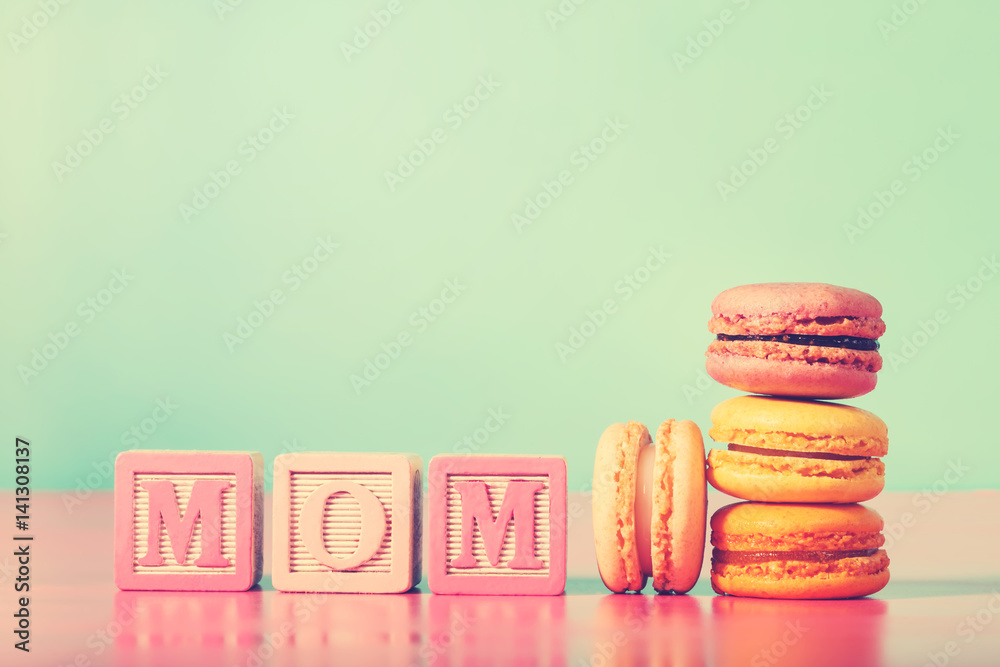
428 455 567 595
271 452 422 593
113 450 264 591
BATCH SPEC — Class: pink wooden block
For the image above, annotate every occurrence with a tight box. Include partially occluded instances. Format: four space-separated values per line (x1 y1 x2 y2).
114 450 264 591
271 452 422 593
428 455 567 595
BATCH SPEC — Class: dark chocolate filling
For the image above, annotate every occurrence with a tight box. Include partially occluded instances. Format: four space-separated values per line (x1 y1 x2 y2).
713 548 879 565
716 333 879 351
728 444 869 462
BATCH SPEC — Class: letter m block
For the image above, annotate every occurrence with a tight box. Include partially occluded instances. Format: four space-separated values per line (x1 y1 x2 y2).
114 451 264 591
428 455 567 595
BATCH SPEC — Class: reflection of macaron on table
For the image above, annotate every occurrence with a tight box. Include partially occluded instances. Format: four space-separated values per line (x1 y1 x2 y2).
706 282 885 399
711 596 887 667
592 420 706 593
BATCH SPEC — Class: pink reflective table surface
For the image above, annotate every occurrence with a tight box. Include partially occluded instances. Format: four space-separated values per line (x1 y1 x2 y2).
3 490 1000 666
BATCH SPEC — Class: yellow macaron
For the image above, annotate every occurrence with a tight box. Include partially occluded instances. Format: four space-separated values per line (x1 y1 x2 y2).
710 502 889 599
706 395 888 503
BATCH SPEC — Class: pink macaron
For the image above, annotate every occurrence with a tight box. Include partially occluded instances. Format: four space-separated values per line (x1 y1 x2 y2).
706 283 885 399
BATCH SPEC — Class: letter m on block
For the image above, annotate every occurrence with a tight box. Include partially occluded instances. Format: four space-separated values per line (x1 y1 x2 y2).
449 480 543 570
114 451 264 591
428 455 567 595
136 479 230 567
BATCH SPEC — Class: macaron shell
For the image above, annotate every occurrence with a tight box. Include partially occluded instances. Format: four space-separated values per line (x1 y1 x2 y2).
711 282 883 321
651 419 706 594
593 422 650 593
707 352 877 399
711 557 890 599
709 396 888 458
706 448 884 503
710 501 885 536
710 395 888 443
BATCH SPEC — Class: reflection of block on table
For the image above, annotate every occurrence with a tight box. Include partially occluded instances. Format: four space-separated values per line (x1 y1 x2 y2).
271 590 421 652
271 452 422 594
428 455 567 595
114 590 262 651
113 450 264 591
428 595 566 665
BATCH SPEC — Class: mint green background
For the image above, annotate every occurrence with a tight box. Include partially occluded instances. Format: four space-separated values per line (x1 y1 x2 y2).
2 1 997 493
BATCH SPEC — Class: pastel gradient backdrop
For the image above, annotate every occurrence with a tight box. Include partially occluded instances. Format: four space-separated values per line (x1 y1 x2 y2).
2 0 997 494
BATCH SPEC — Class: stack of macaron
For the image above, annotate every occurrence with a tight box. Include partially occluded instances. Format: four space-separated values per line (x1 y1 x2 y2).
704 283 890 599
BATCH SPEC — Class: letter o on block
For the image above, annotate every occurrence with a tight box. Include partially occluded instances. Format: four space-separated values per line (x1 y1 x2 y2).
271 452 422 594
300 481 387 570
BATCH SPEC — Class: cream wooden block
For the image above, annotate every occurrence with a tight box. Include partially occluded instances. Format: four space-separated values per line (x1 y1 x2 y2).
271 452 422 593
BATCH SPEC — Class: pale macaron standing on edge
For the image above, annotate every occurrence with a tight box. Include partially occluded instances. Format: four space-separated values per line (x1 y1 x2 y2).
592 419 707 594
